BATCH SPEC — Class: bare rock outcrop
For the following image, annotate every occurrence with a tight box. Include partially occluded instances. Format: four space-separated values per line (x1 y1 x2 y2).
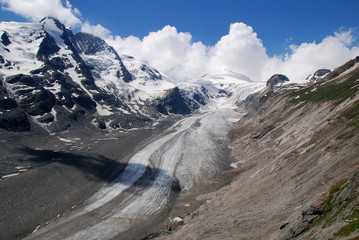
266 74 289 87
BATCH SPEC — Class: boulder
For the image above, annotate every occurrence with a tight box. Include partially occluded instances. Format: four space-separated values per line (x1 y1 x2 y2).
172 217 184 225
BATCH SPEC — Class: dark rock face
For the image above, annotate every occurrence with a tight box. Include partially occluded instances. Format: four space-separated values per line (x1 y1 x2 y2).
307 69 331 82
140 64 162 80
0 98 17 109
0 109 30 131
75 32 133 83
36 33 60 61
314 69 331 77
0 77 31 131
75 32 109 55
1 31 11 46
5 74 57 116
156 87 191 115
72 95 96 110
21 89 57 116
193 92 205 105
266 74 289 87
109 114 151 129
1 72 97 132
119 62 133 83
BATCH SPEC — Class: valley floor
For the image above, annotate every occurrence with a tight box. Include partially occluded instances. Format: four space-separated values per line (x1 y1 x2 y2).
1 108 241 240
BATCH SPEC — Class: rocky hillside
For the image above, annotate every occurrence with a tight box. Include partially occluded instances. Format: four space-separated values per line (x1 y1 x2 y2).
156 57 359 239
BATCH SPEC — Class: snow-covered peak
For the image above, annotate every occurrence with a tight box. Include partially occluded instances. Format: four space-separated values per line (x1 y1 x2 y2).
40 17 66 46
187 70 264 109
0 21 44 76
75 32 115 56
75 33 177 105
200 69 253 83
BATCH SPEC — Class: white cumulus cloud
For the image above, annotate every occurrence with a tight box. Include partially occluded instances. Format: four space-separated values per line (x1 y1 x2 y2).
106 25 210 81
107 24 359 83
209 22 268 80
81 22 111 39
1 0 358 83
0 0 81 27
107 22 269 81
262 29 359 82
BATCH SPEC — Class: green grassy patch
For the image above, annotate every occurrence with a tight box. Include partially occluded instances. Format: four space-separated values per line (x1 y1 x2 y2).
333 219 359 237
341 100 359 121
325 178 349 213
340 100 359 138
289 70 359 105
346 209 359 221
337 131 356 140
321 178 349 228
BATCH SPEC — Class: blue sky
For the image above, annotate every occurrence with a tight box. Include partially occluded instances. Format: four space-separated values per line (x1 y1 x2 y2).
1 0 358 56
80 0 359 56
1 0 359 82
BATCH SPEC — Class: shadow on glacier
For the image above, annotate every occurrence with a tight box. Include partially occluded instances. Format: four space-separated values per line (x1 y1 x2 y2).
19 147 179 190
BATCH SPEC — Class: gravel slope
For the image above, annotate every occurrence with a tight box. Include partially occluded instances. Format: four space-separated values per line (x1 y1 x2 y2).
156 61 359 240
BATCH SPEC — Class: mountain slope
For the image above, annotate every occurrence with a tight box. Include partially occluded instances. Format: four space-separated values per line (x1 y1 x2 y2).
0 17 266 134
0 17 210 133
157 57 359 240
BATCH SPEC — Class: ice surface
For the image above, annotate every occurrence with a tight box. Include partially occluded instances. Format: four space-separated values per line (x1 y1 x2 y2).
61 107 245 240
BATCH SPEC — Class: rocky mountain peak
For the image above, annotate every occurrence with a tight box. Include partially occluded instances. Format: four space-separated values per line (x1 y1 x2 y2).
306 68 331 82
266 74 289 87
156 87 191 115
75 32 111 55
75 32 133 83
36 32 61 61
40 17 66 32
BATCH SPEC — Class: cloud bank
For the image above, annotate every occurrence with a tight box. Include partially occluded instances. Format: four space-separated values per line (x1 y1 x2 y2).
263 29 359 82
81 22 111 40
107 24 359 82
1 0 358 82
0 0 81 27
106 23 271 81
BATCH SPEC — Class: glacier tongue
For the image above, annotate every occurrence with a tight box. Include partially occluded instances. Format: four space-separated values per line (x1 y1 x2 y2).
26 107 244 240
0 18 269 240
